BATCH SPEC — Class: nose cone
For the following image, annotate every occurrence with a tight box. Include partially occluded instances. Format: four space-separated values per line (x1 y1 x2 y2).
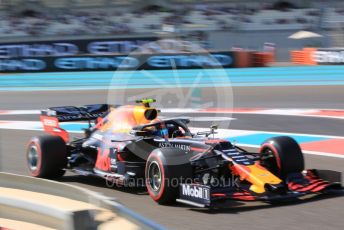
231 163 282 194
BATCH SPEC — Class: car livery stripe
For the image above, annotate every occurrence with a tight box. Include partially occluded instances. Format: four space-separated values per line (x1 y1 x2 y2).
190 147 207 152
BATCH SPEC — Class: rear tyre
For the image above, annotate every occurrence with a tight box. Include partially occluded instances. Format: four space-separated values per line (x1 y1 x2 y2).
27 135 67 179
145 148 192 205
260 136 304 179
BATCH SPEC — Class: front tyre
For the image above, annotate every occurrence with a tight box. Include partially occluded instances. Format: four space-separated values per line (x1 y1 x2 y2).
260 136 304 179
27 135 67 179
145 148 192 205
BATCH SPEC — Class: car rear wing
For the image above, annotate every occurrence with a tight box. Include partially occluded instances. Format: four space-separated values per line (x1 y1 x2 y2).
41 104 110 122
40 104 110 142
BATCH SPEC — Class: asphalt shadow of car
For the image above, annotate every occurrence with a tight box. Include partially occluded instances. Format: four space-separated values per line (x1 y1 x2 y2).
191 194 343 214
58 174 343 213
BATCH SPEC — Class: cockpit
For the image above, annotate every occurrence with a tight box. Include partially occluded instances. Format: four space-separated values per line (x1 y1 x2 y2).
132 118 192 139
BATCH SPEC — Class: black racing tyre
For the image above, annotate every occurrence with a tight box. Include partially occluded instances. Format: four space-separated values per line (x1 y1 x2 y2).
26 135 67 179
145 148 192 205
260 136 304 179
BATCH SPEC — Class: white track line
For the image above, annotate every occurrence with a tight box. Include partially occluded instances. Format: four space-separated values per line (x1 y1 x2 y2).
0 110 40 115
162 108 344 120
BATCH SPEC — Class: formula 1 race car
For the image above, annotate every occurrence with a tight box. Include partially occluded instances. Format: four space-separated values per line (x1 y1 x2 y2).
26 99 343 207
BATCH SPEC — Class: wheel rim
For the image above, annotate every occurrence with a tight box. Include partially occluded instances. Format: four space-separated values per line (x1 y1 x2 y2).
148 161 162 192
28 145 39 171
261 148 279 175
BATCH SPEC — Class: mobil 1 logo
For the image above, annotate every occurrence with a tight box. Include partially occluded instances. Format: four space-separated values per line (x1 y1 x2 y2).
179 184 210 205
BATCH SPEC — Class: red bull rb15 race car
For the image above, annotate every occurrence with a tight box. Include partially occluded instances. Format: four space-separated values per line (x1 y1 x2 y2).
26 99 343 207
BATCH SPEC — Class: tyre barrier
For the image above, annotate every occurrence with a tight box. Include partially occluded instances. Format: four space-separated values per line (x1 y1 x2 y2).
290 48 317 65
0 172 164 230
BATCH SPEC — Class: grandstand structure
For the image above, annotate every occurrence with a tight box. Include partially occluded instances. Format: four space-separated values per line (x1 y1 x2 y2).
0 0 338 36
0 0 343 60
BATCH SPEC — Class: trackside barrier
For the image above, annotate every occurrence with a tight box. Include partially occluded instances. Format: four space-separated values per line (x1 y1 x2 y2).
290 48 317 65
234 51 253 68
0 50 274 73
290 50 305 64
252 52 274 67
0 172 164 230
234 51 274 67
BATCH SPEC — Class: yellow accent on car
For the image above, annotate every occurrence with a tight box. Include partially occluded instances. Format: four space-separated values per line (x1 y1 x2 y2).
232 163 282 194
247 164 282 193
